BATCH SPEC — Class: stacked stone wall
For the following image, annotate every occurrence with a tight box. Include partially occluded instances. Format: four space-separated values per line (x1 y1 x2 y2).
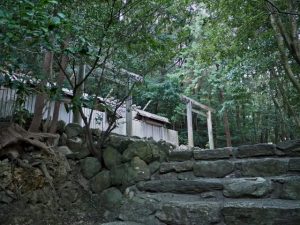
0 123 299 225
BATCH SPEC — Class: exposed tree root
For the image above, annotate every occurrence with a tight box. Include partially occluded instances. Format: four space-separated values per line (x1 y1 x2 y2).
0 123 59 158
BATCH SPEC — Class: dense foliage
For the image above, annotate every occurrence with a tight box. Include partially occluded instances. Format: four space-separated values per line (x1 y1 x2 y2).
1 0 299 148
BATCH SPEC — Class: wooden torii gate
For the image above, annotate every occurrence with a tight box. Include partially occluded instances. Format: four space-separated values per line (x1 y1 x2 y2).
180 95 215 149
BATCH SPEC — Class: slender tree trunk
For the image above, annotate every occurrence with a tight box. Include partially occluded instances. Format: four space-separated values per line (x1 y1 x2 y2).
235 103 245 144
219 90 232 147
73 63 85 124
29 51 53 132
49 53 68 133
274 108 279 143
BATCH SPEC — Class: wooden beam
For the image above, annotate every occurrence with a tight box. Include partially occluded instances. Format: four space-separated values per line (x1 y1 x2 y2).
143 100 152 111
186 100 194 147
181 95 215 112
207 110 214 149
192 109 207 117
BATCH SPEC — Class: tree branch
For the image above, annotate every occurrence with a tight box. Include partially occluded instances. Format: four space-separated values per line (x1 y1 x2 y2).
265 0 300 16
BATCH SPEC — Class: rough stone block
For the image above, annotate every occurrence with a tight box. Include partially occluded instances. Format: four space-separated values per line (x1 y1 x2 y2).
193 160 234 178
288 158 300 171
277 140 300 156
160 161 194 173
194 148 231 160
223 199 300 225
238 159 287 177
101 222 143 225
136 179 223 194
118 197 158 224
156 201 222 225
235 144 276 158
168 146 193 161
223 177 272 198
281 178 300 200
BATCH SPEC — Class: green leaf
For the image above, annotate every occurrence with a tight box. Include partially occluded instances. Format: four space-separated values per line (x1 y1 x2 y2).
57 13 65 19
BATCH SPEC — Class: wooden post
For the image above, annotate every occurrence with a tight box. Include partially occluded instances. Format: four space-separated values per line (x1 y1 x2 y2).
207 110 214 149
126 95 132 136
186 100 194 147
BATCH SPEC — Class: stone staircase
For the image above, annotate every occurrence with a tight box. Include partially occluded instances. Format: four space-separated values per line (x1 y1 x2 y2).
111 141 300 225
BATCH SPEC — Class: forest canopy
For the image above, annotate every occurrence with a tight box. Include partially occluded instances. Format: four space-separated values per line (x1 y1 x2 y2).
0 0 299 148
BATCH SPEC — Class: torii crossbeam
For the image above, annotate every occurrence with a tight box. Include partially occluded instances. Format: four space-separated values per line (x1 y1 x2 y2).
180 95 215 149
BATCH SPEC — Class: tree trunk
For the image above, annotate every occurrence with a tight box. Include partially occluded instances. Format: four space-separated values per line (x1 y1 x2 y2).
219 90 232 147
29 51 53 132
235 103 245 144
73 63 85 124
49 53 68 133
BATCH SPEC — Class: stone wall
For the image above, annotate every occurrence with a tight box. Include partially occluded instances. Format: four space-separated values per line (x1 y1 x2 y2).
0 123 299 225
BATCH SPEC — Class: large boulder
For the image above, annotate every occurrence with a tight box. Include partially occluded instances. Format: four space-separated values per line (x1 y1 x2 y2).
128 157 151 183
108 135 134 153
80 157 102 179
64 123 83 138
66 137 83 152
110 163 128 186
122 140 159 163
66 144 90 160
90 170 111 193
99 187 123 209
103 146 122 170
110 157 150 187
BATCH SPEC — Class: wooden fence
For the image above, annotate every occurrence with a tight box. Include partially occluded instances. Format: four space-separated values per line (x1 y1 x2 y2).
0 87 178 145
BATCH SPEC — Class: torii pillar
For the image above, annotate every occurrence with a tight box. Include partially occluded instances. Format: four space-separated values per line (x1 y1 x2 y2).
182 95 214 149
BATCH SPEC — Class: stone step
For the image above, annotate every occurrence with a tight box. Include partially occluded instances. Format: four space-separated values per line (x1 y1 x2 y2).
137 176 300 200
159 157 300 178
168 140 300 162
127 192 300 225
